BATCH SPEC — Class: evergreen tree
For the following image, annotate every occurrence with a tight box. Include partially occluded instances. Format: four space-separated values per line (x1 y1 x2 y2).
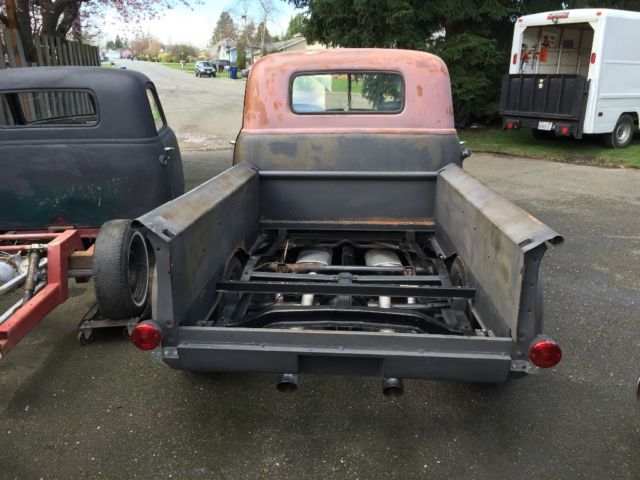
212 11 237 44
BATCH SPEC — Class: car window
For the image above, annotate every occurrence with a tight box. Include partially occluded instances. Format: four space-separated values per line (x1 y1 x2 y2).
202 62 212 67
0 90 97 126
146 88 166 133
291 72 404 114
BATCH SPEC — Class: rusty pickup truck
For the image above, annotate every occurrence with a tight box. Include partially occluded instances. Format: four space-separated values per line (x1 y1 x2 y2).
96 49 564 395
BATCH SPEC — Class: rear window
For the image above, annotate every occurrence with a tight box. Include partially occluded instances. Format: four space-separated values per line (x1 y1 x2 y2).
291 72 404 114
0 90 97 127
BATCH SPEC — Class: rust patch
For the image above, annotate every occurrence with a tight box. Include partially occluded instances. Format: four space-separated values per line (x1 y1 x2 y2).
416 85 423 97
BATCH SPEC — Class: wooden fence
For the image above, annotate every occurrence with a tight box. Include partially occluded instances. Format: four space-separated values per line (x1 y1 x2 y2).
0 27 100 69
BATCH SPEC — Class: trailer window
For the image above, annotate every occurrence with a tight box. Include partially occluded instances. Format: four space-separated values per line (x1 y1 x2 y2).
291 72 404 114
518 23 594 76
0 91 98 126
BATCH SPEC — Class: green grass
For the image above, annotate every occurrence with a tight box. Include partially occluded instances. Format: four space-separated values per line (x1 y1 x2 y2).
100 62 113 68
162 62 196 72
459 127 640 168
330 77 363 94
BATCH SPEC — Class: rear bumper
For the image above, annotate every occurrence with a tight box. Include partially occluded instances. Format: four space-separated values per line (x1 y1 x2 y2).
160 327 515 383
501 116 581 137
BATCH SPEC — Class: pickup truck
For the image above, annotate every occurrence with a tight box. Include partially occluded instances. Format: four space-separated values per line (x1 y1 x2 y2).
96 49 564 394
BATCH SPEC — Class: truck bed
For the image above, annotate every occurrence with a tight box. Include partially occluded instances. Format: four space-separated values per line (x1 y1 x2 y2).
137 161 561 382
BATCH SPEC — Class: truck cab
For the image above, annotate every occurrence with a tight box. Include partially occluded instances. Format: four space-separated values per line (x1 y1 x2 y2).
0 67 184 231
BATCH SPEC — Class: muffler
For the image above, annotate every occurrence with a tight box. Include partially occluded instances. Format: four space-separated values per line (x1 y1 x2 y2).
365 249 402 308
276 373 299 392
297 248 331 307
382 378 404 397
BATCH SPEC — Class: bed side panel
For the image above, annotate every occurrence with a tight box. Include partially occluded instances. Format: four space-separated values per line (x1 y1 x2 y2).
434 164 562 339
137 163 260 335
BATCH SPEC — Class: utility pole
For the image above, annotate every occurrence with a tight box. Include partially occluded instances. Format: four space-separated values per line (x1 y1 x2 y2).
5 0 24 67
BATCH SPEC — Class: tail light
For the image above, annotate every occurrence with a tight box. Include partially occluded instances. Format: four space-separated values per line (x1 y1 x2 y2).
131 321 162 351
506 121 514 129
529 338 562 368
561 126 569 136
512 53 517 65
591 52 597 64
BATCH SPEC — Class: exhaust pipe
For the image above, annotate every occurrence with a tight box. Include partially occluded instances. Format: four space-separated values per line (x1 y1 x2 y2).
382 378 404 397
276 373 299 392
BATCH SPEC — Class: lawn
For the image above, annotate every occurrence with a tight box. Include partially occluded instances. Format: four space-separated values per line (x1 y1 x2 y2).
459 127 640 168
100 62 113 68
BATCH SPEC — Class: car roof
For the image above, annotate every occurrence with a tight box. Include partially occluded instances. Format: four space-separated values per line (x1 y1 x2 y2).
0 67 158 141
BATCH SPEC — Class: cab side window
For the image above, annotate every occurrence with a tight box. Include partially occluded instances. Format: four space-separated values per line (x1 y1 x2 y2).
146 88 166 133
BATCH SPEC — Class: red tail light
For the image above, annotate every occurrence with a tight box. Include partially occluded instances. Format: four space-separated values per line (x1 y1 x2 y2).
591 52 597 64
512 53 517 64
561 127 569 136
131 321 162 351
529 338 562 368
506 121 513 129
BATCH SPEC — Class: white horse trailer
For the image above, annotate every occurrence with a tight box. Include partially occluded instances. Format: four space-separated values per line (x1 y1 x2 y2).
500 8 640 148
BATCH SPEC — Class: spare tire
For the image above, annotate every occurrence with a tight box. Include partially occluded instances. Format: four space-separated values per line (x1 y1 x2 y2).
94 220 151 319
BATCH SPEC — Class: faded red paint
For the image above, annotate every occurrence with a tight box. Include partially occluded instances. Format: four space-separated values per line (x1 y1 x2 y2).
0 228 97 358
242 49 456 133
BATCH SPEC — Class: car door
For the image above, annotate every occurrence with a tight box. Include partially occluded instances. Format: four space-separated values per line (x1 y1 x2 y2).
145 85 185 199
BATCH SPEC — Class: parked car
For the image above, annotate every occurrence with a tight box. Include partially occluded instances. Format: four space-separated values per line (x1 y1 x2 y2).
501 8 640 148
213 59 230 72
194 61 216 78
97 49 564 395
240 65 252 78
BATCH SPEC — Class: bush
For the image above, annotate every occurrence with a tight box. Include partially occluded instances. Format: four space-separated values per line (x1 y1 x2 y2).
158 53 174 63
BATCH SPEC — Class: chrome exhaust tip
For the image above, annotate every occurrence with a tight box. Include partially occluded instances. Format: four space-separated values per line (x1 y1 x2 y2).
382 378 404 397
276 373 299 393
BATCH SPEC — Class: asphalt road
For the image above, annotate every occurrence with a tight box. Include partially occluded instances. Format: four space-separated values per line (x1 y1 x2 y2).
1 61 639 480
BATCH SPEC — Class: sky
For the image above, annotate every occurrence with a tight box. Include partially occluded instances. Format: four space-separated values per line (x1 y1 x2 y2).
99 0 299 49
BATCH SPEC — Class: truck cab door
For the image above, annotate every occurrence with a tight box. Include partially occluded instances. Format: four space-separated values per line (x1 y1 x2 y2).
145 86 185 198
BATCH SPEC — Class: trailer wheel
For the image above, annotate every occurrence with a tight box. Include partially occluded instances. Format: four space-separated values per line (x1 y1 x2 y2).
94 220 151 320
603 114 635 148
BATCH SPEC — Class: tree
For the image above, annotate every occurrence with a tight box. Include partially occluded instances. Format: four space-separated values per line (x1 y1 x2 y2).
255 21 271 51
236 37 247 69
285 13 305 39
211 10 237 44
168 43 197 62
0 0 196 63
288 0 640 124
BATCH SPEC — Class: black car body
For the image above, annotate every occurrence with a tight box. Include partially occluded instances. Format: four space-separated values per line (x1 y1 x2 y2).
0 67 184 231
195 61 216 78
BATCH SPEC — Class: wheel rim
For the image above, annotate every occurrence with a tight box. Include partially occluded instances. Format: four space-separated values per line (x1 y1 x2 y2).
127 231 150 308
616 122 631 144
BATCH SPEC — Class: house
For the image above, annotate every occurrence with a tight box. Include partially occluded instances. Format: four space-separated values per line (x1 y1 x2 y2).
210 35 325 66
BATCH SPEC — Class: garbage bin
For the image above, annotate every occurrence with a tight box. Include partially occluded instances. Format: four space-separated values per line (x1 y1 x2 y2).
229 66 238 80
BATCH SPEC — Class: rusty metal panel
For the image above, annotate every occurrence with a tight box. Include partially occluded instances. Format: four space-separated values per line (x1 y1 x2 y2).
137 162 260 332
243 49 455 133
434 164 563 339
234 132 463 171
